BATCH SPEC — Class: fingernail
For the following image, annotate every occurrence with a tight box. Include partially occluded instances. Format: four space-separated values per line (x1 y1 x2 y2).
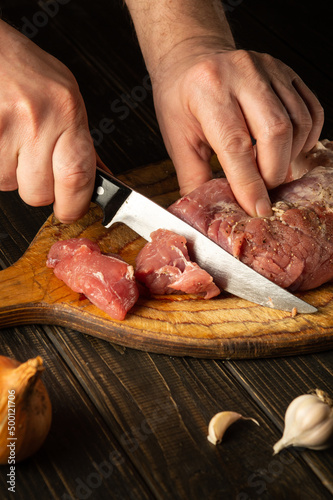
255 198 272 217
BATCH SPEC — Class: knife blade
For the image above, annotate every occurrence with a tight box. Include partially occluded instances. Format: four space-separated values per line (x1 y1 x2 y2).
92 168 317 314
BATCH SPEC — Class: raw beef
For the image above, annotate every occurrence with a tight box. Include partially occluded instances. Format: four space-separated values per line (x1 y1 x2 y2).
135 229 220 299
46 238 139 320
169 141 333 291
46 238 100 267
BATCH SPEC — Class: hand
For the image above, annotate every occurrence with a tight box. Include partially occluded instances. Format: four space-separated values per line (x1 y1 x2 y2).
0 21 96 223
151 43 324 216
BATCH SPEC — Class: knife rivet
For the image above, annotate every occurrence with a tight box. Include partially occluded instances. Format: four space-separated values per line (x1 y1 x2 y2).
97 186 104 195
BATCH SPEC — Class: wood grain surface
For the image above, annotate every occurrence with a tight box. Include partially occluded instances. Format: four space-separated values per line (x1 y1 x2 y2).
1 160 333 359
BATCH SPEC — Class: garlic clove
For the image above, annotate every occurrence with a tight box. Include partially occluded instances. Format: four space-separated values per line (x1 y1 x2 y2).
273 389 333 455
207 411 259 445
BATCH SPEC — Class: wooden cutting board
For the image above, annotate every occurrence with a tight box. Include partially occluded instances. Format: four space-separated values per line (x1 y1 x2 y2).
1 159 333 359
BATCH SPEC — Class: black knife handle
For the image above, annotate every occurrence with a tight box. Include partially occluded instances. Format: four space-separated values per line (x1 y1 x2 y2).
92 168 132 226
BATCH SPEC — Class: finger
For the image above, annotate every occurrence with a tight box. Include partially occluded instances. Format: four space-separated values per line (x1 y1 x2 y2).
237 80 293 190
0 119 19 191
0 157 18 191
198 96 272 217
291 77 324 152
52 127 96 223
270 78 313 162
241 71 323 187
16 142 55 207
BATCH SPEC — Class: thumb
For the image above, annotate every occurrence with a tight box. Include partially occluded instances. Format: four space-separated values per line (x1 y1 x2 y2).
52 127 96 223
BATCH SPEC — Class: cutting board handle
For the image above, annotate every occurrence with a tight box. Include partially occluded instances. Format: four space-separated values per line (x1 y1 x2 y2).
0 258 46 326
0 259 40 305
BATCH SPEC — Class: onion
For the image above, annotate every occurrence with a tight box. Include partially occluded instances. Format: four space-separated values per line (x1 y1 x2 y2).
0 355 52 464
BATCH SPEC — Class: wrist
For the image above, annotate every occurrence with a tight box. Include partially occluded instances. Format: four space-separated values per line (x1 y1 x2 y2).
124 0 235 80
152 35 236 83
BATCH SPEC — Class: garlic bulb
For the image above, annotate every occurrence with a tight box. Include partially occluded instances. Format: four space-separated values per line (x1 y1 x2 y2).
207 411 259 445
273 389 333 455
0 355 52 464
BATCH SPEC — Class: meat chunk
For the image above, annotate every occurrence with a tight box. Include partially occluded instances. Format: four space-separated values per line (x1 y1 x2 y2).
46 238 100 267
135 229 220 299
169 141 333 292
47 238 139 320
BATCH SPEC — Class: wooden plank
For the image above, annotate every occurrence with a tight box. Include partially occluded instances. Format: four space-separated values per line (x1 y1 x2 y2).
225 352 333 495
40 325 333 499
0 326 152 500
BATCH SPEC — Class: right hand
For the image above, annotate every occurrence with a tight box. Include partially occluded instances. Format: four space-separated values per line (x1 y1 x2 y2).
151 45 324 217
0 20 96 223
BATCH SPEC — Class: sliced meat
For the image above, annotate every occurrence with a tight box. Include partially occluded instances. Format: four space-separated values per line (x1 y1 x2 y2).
46 238 100 267
169 141 333 292
47 238 139 320
135 229 220 299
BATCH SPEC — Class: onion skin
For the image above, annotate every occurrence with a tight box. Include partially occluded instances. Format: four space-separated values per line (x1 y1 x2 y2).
0 356 52 464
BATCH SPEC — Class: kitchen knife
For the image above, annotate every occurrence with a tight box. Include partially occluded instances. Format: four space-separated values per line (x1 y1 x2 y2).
92 168 317 314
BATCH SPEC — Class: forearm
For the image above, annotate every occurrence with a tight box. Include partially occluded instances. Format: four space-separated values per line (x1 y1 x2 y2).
124 0 235 79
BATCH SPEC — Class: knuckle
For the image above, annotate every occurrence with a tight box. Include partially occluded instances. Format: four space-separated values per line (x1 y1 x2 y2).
231 50 269 78
264 118 292 141
55 83 81 119
189 50 258 90
14 96 40 136
57 163 94 191
300 113 313 131
231 49 256 68
222 130 253 154
13 81 79 138
291 111 313 135
186 59 221 93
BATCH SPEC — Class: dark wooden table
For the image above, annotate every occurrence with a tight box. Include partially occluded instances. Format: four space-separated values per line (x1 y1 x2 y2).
1 1 333 499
